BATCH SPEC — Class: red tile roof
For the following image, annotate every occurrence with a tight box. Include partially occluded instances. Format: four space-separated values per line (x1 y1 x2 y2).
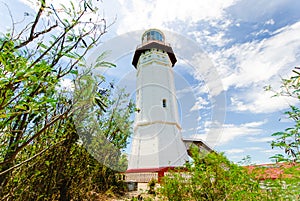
244 162 299 180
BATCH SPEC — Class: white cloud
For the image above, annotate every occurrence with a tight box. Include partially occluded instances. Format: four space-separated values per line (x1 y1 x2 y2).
265 19 275 25
246 146 264 151
205 21 300 114
176 86 194 98
58 78 74 91
253 29 272 37
241 120 268 128
190 28 232 48
215 123 262 144
190 96 210 111
116 0 239 34
229 88 297 113
263 149 279 154
225 148 245 154
206 31 232 47
192 120 266 146
211 21 300 91
247 136 275 143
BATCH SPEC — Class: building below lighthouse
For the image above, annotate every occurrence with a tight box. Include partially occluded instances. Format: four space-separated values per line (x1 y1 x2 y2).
125 29 212 183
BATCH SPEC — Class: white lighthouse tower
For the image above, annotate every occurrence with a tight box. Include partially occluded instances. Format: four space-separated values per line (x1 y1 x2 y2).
127 29 189 178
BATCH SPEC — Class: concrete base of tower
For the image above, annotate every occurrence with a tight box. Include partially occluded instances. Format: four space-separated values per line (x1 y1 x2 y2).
123 139 214 183
125 166 181 183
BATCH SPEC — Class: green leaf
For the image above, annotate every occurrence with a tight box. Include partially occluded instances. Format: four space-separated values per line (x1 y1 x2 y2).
272 132 285 136
35 170 41 176
95 61 116 68
38 42 48 49
0 77 9 84
70 69 78 75
15 105 27 110
0 113 7 118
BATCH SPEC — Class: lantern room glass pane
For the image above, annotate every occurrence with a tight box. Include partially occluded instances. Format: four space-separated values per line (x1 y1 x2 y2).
142 30 164 43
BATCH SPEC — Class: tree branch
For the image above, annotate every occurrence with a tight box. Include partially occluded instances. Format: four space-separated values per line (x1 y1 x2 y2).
15 23 58 49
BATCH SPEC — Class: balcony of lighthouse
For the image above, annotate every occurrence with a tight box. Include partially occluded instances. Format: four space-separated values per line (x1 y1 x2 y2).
136 48 172 68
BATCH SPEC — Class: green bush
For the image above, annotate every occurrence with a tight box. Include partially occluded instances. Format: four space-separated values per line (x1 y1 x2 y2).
159 146 274 201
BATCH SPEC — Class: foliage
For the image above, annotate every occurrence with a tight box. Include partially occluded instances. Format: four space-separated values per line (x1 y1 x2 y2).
72 68 134 171
0 0 133 199
147 178 157 195
266 67 300 162
237 155 254 166
0 0 106 184
261 67 300 200
0 83 133 200
270 105 300 162
159 146 275 201
248 163 300 200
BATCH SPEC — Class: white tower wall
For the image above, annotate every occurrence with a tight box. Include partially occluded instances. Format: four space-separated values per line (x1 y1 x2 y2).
136 50 179 124
128 30 189 171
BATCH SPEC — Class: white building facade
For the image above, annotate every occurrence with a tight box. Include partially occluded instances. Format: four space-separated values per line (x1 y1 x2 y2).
127 29 189 172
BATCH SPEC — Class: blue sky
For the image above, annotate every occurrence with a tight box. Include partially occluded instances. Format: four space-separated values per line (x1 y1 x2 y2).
1 0 300 164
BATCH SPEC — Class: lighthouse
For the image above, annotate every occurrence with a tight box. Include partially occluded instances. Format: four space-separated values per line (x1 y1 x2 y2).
126 29 189 179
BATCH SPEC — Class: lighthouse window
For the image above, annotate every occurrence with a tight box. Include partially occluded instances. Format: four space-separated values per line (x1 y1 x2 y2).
142 30 164 43
150 31 155 39
162 99 167 108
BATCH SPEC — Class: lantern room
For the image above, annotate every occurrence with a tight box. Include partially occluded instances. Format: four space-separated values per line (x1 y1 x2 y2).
142 29 165 44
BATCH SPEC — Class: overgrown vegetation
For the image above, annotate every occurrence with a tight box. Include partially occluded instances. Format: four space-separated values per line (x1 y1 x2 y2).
159 146 275 201
147 178 156 195
264 66 300 199
0 0 133 200
266 67 300 163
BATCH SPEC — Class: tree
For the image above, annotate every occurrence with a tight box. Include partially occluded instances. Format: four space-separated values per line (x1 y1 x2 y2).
1 85 133 200
261 67 300 200
0 0 134 198
266 67 300 162
72 70 134 172
159 146 274 201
